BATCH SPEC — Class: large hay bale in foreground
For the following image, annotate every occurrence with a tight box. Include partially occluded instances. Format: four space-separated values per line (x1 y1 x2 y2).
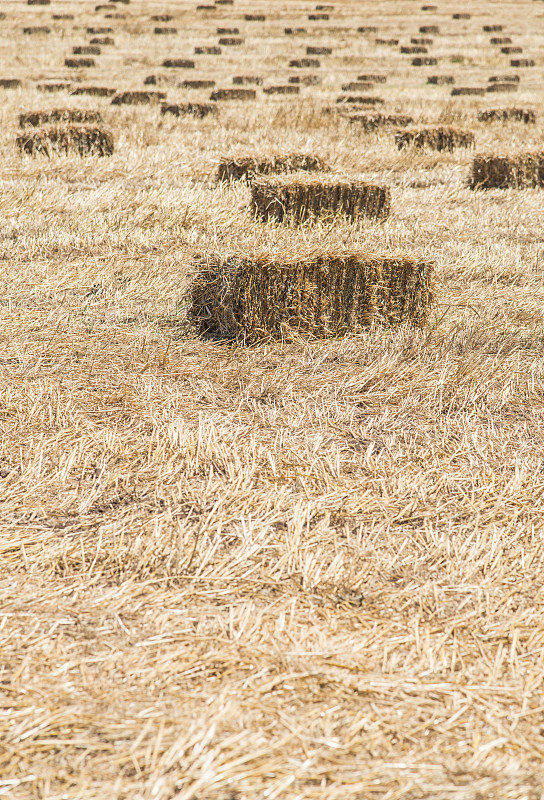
19 108 103 128
189 250 435 341
17 125 113 157
470 152 544 189
217 153 328 182
477 107 535 124
396 126 474 151
251 174 391 224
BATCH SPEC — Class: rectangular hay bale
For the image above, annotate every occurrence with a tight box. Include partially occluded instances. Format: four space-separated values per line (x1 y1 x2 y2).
470 152 544 189
217 153 328 182
17 124 113 157
396 126 474 151
19 108 103 127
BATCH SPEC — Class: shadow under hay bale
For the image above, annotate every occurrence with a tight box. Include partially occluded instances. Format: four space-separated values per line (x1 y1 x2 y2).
412 37 433 45
420 24 439 33
308 13 329 20
189 249 435 342
245 14 265 20
357 26 378 33
451 87 485 96
396 126 474 151
111 90 165 105
477 108 535 124
453 12 471 18
161 102 217 118
428 75 454 84
210 88 256 101
341 82 374 92
376 38 399 45
358 73 387 83
489 75 519 83
217 27 239 34
19 108 103 128
470 152 544 189
23 27 51 34
490 37 512 44
348 112 414 131
195 46 221 54
151 14 172 21
285 27 307 34
87 26 113 34
251 174 391 224
71 86 116 96
17 125 113 157
501 46 523 54
401 46 428 54
217 153 328 182
483 24 503 31
307 46 332 55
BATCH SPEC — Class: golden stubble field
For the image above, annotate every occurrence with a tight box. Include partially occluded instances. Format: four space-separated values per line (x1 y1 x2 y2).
2 0 544 797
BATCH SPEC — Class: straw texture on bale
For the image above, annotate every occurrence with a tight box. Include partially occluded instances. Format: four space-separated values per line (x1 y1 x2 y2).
189 249 435 342
396 126 474 151
19 108 103 128
250 174 391 224
17 125 114 157
217 153 328 182
470 152 544 189
477 107 535 123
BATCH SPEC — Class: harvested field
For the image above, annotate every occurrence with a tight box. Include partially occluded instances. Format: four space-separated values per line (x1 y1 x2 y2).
190 249 435 342
396 125 475 151
251 173 391 223
4 0 544 797
16 123 113 156
217 152 328 182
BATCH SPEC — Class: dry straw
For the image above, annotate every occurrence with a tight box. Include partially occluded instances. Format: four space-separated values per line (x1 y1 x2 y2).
19 108 104 127
189 248 435 341
250 173 391 224
396 126 474 151
217 153 328 182
470 151 544 188
16 124 114 157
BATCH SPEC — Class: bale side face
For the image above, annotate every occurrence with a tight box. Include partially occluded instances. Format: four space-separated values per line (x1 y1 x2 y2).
477 108 535 123
470 152 544 189
396 126 474 151
16 125 114 157
217 153 329 182
19 108 103 128
189 251 435 342
250 175 391 224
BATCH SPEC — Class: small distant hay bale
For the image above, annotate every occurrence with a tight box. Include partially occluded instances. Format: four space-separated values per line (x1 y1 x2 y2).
28 0 50 4
285 27 307 34
376 38 399 45
358 73 387 83
90 37 115 45
421 4 438 9
217 27 239 34
511 59 534 67
104 11 125 18
210 88 256 101
412 56 437 65
154 27 177 34
357 26 378 33
307 46 332 55
308 13 329 20
217 153 328 182
396 126 474 151
451 87 485 96
428 75 454 84
19 108 103 128
315 4 334 9
38 82 72 92
490 37 512 44
341 82 374 92
401 46 428 54
0 79 21 89
452 12 471 18
420 24 439 33
17 125 113 157
65 58 95 68
196 4 216 9
486 82 517 93
250 174 391 224
23 26 51 34
290 58 320 68
489 75 519 83
470 152 544 189
189 249 435 342
337 95 384 106
195 46 221 54
163 59 195 68
71 86 116 96
501 46 523 54
233 76 263 86
111 90 165 105
412 37 433 45
477 107 535 124
263 85 300 95
348 113 414 131
219 37 244 45
151 14 172 21
87 26 113 33
161 102 217 118
182 79 216 89
53 13 74 19
245 13 265 20
289 75 321 85
73 46 101 55
483 24 503 31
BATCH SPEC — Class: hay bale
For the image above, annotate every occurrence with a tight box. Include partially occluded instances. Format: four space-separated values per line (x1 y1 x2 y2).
348 113 414 131
73 46 101 55
38 82 72 92
421 5 438 9
357 26 378 33
250 174 391 224
105 12 125 18
19 108 103 128
341 82 374 92
452 12 471 18
219 37 244 45
0 79 21 89
154 27 177 34
195 46 221 54
182 79 216 89
307 46 332 55
189 249 435 341
420 24 439 33
263 85 300 95
376 38 399 45
53 14 74 19
412 56 437 65
396 126 474 151
28 0 50 4
65 58 95 68
308 13 329 20
163 59 195 68
427 75 455 84
337 95 384 106
90 37 115 45
285 27 307 34
486 83 517 93
17 125 113 157
210 88 256 101
470 152 544 189
71 86 116 96
289 75 321 86
412 37 433 45
451 87 485 96
511 59 535 67
151 14 173 21
161 102 217 118
290 58 320 68
111 90 165 105
217 153 328 182
490 37 512 44
477 108 535 124
501 46 523 54
217 27 239 34
87 26 113 33
245 14 265 20
489 75 519 83
23 27 51 34
233 76 263 86
483 24 503 31
401 46 428 54
358 73 387 83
